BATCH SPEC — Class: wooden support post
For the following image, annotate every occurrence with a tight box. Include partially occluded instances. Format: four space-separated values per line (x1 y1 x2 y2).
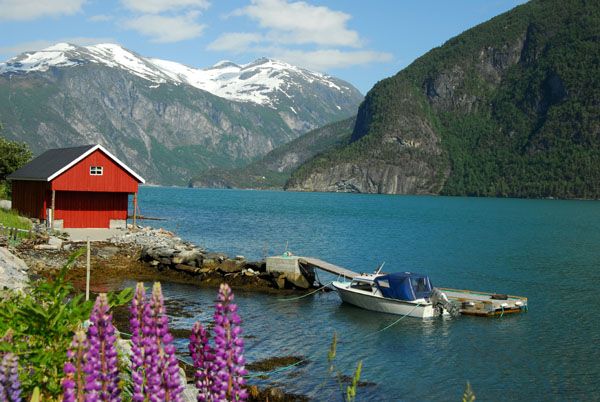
29 228 32 239
51 190 56 230
86 237 91 301
0 224 3 236
132 193 137 230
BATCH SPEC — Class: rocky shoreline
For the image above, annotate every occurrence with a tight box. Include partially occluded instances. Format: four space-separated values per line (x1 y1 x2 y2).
2 225 320 401
9 225 318 294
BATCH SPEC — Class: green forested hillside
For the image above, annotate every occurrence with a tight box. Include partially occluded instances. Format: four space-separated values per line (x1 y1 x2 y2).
287 0 600 199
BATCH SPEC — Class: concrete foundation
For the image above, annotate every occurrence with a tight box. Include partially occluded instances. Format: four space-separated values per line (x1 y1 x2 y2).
267 255 301 275
266 255 315 289
110 219 126 229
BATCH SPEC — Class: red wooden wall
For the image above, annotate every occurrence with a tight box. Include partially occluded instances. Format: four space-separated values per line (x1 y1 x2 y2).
52 150 139 193
54 191 128 228
11 180 49 219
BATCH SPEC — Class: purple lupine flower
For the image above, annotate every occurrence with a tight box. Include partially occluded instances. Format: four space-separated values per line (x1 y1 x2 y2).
130 283 150 402
0 352 22 402
211 283 247 402
148 282 184 402
84 294 121 402
188 322 215 402
140 295 160 401
63 330 89 402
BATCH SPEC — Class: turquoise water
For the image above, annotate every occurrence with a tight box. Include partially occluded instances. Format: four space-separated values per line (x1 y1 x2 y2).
132 187 600 401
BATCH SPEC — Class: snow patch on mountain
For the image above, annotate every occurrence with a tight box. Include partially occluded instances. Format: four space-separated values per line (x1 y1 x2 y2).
0 43 354 107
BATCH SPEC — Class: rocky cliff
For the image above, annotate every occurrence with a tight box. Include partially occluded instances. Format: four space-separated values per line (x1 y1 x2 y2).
286 0 600 199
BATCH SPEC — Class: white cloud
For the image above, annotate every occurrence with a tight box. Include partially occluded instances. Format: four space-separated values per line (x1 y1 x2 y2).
119 0 209 43
0 37 115 57
0 0 87 21
88 14 114 22
123 13 206 43
121 0 210 14
207 0 392 72
206 33 263 52
231 0 361 47
273 49 394 71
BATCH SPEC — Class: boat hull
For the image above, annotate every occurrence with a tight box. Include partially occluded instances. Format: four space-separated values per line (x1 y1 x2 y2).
332 281 439 318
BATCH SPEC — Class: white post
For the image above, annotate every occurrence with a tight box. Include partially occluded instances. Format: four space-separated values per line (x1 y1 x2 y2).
51 190 56 229
86 237 91 301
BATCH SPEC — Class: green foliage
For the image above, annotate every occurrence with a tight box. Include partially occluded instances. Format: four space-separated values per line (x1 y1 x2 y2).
462 381 476 402
0 208 31 231
346 360 362 402
319 331 364 402
0 249 133 399
287 0 600 199
0 124 33 199
0 208 32 244
437 0 600 199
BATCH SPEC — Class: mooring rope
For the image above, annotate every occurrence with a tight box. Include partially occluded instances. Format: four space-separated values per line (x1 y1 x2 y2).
367 303 422 336
243 357 311 379
277 281 333 301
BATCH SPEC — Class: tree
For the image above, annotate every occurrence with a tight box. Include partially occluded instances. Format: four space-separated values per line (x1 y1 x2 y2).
0 120 33 199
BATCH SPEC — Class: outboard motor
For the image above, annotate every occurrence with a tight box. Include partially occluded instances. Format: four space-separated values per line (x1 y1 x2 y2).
430 287 460 317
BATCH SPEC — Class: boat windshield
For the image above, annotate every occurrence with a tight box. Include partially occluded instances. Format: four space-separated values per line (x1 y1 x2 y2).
374 272 432 301
411 277 432 299
350 280 374 292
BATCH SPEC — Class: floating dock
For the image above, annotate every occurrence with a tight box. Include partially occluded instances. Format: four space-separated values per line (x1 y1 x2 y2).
439 288 528 317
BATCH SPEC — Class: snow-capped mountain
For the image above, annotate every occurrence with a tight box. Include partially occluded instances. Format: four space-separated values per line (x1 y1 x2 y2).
0 43 357 107
0 43 362 186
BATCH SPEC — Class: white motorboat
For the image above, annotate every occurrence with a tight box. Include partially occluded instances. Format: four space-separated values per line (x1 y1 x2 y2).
331 271 460 318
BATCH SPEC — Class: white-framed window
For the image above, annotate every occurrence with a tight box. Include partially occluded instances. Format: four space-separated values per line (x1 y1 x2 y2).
90 166 103 176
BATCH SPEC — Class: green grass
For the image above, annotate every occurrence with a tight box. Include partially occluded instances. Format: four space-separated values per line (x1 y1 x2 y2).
0 208 32 243
0 208 31 230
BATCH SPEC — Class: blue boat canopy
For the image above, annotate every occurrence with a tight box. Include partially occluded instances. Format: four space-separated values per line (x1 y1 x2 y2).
374 272 433 301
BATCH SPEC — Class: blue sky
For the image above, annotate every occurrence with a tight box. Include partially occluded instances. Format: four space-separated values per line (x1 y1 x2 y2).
0 0 527 94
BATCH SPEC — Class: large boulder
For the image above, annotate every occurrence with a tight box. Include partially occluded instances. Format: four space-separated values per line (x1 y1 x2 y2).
219 259 245 273
171 250 201 265
0 247 30 291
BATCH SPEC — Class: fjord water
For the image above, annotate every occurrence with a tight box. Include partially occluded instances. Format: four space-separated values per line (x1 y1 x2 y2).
133 187 599 401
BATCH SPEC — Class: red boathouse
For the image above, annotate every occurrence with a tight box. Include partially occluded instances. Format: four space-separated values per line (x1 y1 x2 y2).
8 144 145 229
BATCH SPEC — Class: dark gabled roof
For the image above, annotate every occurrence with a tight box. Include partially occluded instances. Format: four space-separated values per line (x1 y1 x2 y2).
7 144 145 183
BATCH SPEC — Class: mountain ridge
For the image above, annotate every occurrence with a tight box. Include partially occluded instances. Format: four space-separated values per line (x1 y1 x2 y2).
189 116 355 189
0 43 359 107
0 43 363 186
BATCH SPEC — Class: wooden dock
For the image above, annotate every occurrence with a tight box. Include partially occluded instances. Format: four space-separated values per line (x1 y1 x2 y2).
298 257 358 279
